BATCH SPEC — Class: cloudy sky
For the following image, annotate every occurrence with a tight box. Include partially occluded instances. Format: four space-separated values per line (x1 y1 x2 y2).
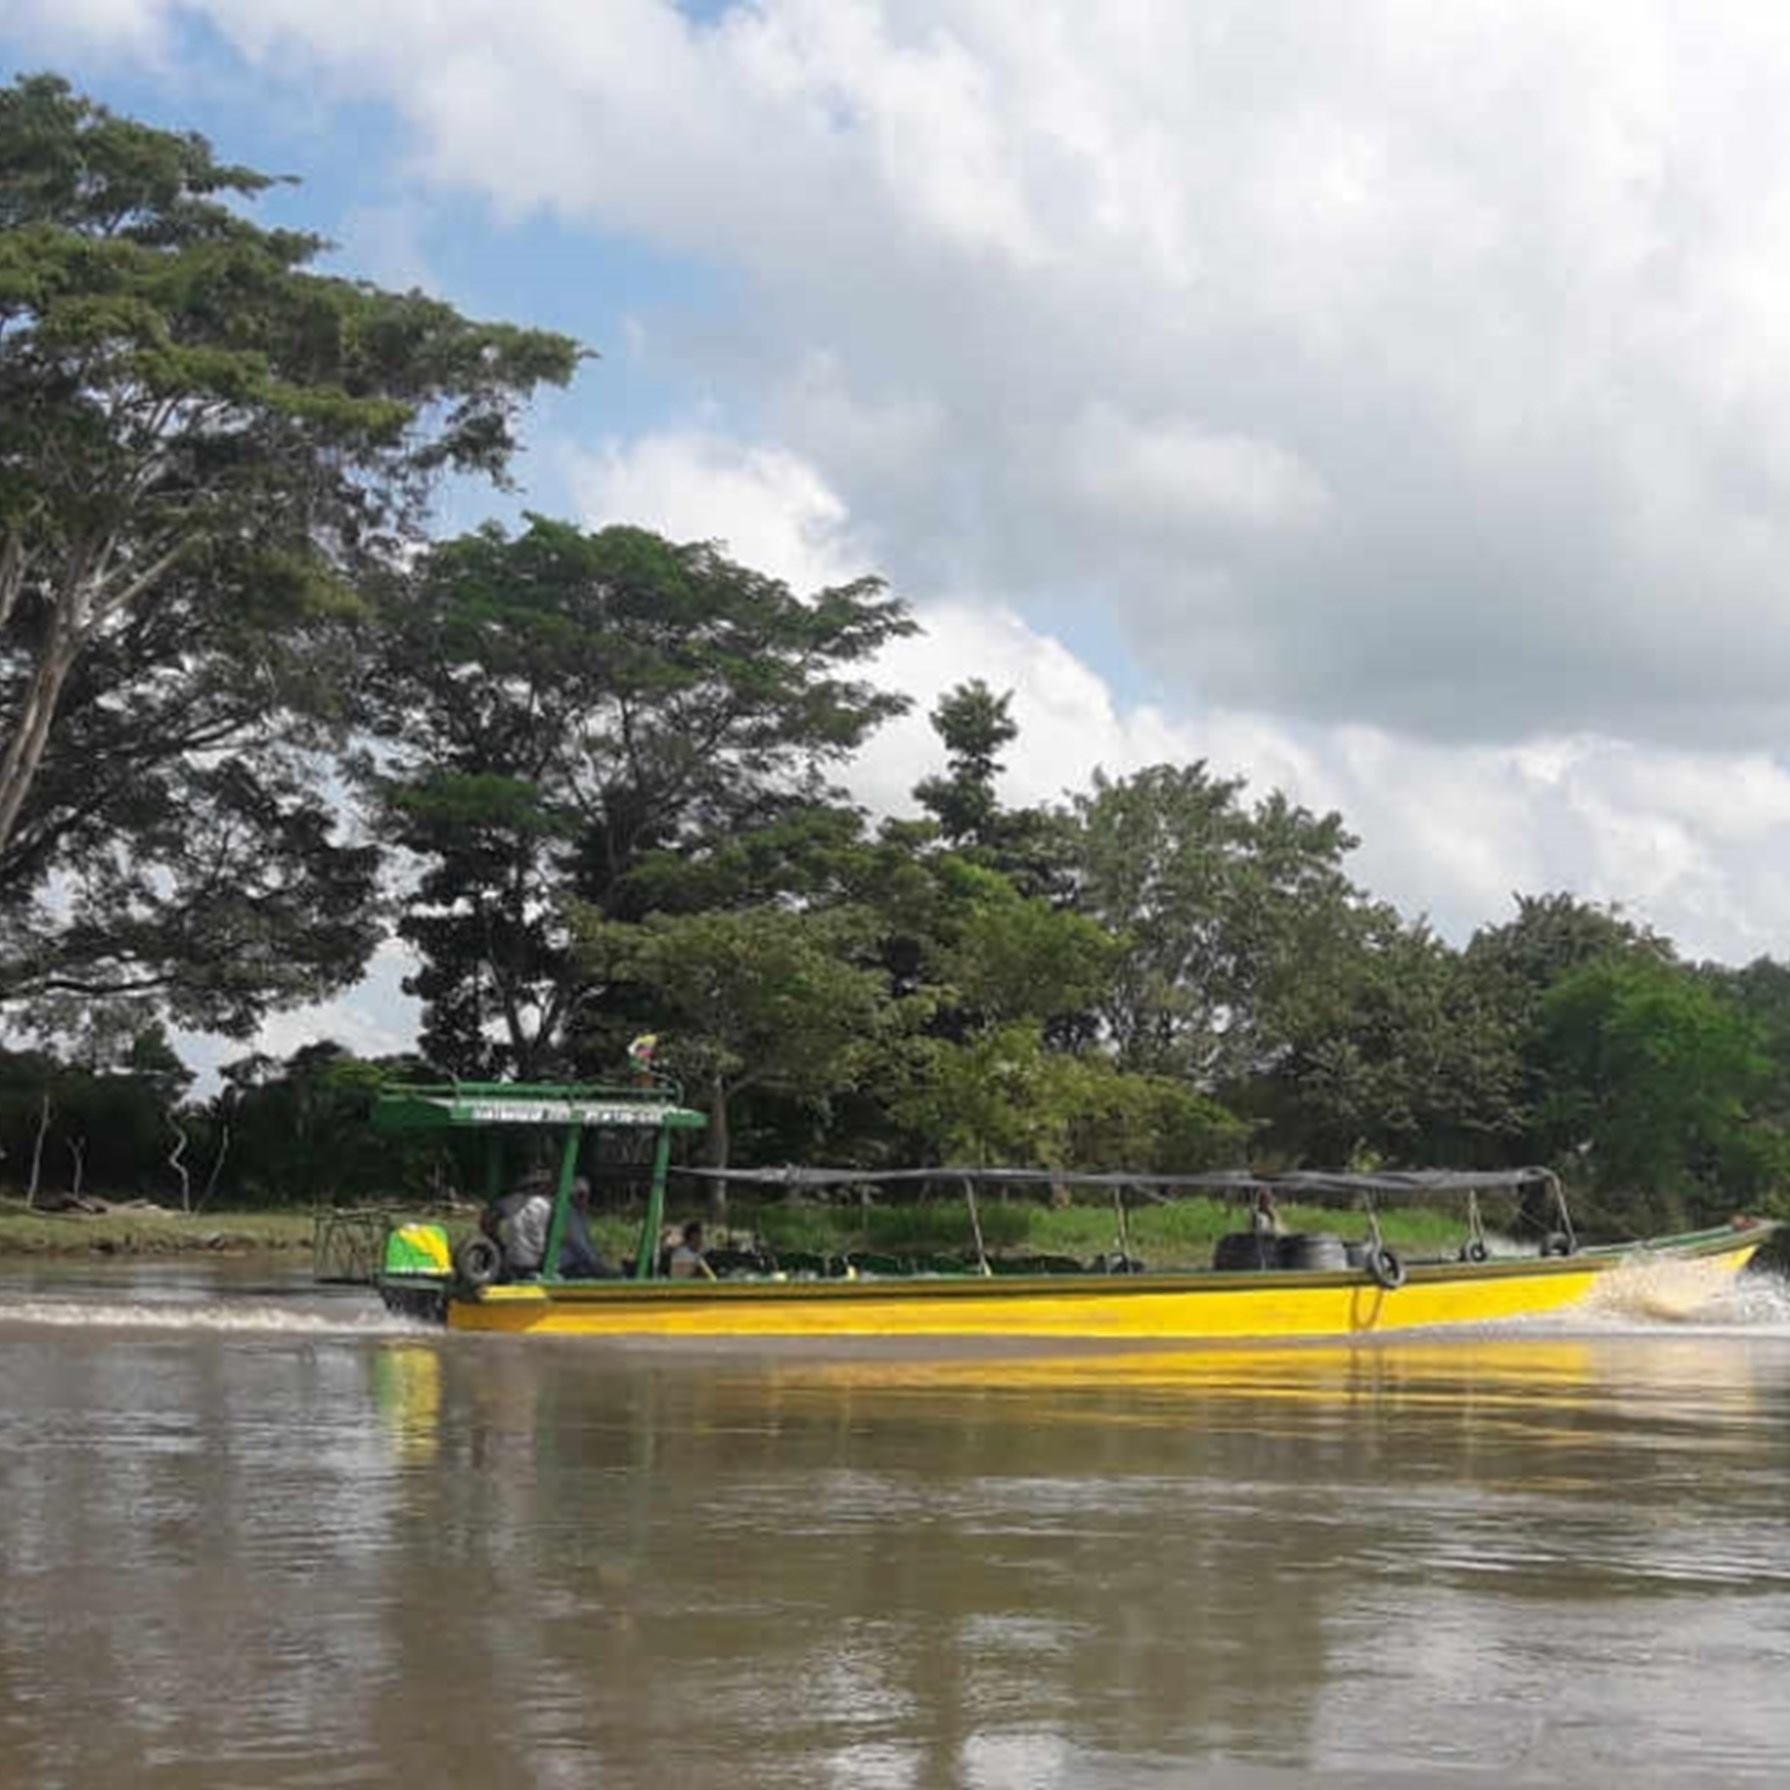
12 0 1790 1064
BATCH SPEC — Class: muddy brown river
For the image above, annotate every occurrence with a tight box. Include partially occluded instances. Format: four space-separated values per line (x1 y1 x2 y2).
4 1261 1790 1786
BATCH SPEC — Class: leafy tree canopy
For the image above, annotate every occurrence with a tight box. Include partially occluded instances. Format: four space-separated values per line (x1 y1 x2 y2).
370 517 915 1078
1241 913 1524 1167
911 678 1068 895
1533 953 1781 1226
885 1020 1247 1172
0 73 581 1034
578 903 901 1173
1067 762 1365 1084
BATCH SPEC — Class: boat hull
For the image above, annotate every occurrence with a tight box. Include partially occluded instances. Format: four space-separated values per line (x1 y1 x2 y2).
438 1225 1770 1341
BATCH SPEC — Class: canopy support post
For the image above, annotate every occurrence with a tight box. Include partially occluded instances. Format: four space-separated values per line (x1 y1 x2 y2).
1551 1171 1576 1253
542 1123 580 1284
962 1176 992 1277
635 1124 674 1281
1467 1190 1486 1253
1113 1183 1133 1263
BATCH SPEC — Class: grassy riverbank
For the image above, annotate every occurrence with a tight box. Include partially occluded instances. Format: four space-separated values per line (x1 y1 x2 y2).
750 1195 1469 1266
0 1202 319 1257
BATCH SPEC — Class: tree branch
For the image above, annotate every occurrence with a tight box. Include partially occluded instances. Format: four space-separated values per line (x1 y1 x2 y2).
0 528 30 636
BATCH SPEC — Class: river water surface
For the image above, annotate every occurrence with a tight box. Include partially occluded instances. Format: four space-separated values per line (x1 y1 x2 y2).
4 1261 1790 1786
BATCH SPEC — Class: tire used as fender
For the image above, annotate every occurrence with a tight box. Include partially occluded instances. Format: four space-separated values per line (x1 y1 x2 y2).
1363 1244 1406 1291
454 1234 503 1289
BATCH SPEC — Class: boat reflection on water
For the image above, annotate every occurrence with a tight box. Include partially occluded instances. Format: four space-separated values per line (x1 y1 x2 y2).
10 1259 1790 1786
364 1277 1790 1483
454 1309 1790 1781
764 1328 1772 1408
740 1328 1770 1452
371 1344 444 1466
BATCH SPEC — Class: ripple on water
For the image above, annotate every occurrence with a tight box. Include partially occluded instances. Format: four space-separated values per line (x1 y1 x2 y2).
6 1263 1790 1786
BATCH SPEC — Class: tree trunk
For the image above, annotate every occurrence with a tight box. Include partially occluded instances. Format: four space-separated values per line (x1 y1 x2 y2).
169 1120 191 1214
0 634 77 861
66 1134 85 1200
199 1118 230 1212
26 1090 50 1209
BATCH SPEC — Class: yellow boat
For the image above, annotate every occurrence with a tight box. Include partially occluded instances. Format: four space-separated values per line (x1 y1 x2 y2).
353 1080 1775 1342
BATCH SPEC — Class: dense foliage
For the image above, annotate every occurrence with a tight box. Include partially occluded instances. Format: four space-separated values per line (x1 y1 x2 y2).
0 75 578 1033
4 78 1788 1237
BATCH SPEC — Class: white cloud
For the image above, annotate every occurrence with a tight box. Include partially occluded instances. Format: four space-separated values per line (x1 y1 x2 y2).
1069 404 1334 534
568 430 873 591
16 1 1790 1055
560 430 1790 966
61 0 1790 744
7 0 172 56
172 938 419 1092
870 601 1790 965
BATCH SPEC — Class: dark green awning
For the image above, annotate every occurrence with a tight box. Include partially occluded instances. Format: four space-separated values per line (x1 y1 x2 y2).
374 1081 706 1134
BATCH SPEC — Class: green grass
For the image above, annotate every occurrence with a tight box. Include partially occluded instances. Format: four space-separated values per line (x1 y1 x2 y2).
1033 1196 1468 1264
0 1201 320 1257
726 1194 1470 1269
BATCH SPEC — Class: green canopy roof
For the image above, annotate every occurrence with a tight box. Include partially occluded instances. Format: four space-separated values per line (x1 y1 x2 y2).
373 1081 706 1134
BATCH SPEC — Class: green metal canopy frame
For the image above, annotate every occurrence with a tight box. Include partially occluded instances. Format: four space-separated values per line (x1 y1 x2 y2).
373 1080 707 1282
373 1080 707 1133
673 1162 1576 1264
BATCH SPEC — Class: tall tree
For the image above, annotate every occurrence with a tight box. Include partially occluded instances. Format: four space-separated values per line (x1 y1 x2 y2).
886 1021 1245 1172
1068 763 1364 1084
0 74 579 1032
1465 892 1668 1001
1533 953 1779 1226
368 518 914 1077
1461 892 1674 1157
579 904 897 1174
1242 913 1524 1166
913 680 1018 847
1705 955 1790 1133
911 679 1065 894
935 865 1116 1029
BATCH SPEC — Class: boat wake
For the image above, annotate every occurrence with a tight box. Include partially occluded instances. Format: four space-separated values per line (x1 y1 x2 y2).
1569 1263 1790 1337
0 1295 425 1337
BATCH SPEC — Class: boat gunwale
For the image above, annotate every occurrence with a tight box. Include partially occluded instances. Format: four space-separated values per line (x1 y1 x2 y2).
454 1223 1770 1307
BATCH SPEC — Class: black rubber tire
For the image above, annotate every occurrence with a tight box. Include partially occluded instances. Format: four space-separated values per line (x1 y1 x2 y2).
1278 1232 1349 1272
1091 1251 1145 1275
454 1234 503 1289
1460 1238 1490 1264
1364 1244 1407 1291
1212 1231 1277 1272
1543 1231 1575 1257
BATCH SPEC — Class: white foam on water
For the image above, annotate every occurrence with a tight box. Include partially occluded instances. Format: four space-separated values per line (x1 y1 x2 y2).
1565 1262 1790 1338
0 1296 426 1336
1670 1270 1790 1333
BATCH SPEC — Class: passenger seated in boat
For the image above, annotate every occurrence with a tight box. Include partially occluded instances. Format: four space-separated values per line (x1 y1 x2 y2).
558 1178 620 1279
488 1182 553 1280
668 1220 715 1280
